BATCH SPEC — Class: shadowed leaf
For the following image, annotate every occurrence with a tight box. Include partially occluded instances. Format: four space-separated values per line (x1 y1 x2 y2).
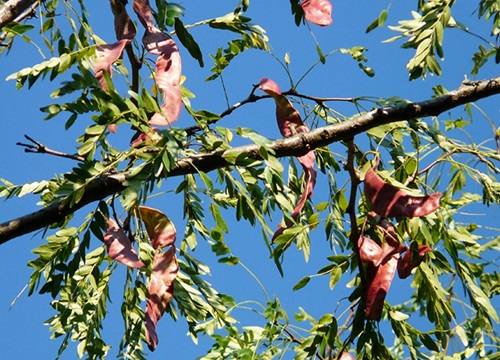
174 17 204 67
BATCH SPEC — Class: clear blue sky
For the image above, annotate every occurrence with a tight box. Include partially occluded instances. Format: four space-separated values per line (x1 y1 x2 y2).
0 1 499 359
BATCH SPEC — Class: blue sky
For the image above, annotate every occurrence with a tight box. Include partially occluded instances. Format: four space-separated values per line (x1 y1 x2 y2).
0 1 499 359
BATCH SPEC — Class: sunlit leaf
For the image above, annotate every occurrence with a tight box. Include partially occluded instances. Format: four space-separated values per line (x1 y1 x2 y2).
293 275 311 291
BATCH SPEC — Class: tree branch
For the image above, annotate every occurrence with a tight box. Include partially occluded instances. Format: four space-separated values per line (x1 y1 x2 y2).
0 0 38 30
17 134 86 162
1 76 499 244
0 0 37 45
0 173 127 245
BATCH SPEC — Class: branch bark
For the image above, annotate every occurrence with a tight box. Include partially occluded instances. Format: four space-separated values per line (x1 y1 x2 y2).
0 0 37 30
1 76 499 244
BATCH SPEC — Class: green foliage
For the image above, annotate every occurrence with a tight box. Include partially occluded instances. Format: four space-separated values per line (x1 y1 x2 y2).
0 21 35 56
340 46 375 77
386 0 500 79
153 1 185 29
478 0 500 35
1 1 500 359
6 47 96 89
471 44 499 75
174 17 204 67
366 9 388 33
386 1 452 79
206 13 270 81
289 0 306 26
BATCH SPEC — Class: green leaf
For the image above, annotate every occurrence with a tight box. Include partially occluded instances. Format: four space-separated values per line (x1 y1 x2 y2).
77 138 96 156
366 9 388 33
218 256 239 265
210 202 228 233
329 266 342 290
379 9 388 26
174 18 204 67
221 149 241 164
360 64 375 77
389 310 410 321
7 47 95 89
18 182 41 197
206 14 269 81
238 127 271 146
85 124 105 135
293 276 311 291
366 17 380 34
55 227 78 237
454 325 468 347
316 44 326 64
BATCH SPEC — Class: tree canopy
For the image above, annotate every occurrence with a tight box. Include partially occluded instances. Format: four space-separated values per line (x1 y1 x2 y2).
0 1 500 359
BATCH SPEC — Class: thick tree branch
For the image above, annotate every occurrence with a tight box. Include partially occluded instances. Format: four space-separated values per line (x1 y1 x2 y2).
1 76 499 244
0 0 37 30
0 174 127 244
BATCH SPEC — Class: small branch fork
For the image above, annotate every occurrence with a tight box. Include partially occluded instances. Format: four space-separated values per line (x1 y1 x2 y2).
16 135 85 162
185 84 357 136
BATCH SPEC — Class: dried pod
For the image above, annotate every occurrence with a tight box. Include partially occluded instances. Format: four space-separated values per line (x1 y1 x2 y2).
364 168 441 218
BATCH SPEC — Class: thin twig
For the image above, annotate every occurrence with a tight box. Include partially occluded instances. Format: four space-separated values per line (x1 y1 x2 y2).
17 134 85 162
184 84 265 136
185 84 356 136
282 89 356 104
337 307 355 338
282 326 326 360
